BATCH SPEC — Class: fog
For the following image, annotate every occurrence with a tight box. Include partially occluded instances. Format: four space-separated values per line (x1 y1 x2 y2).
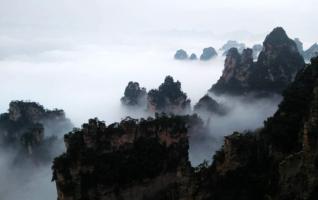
0 33 282 199
0 34 225 200
189 94 282 166
0 150 57 200
0 34 228 126
0 0 317 199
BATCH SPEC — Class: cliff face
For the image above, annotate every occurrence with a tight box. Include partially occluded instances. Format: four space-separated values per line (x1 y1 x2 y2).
7 101 67 123
294 38 304 55
261 56 318 200
197 57 318 200
251 27 304 93
211 47 254 95
0 101 73 164
52 115 201 200
211 27 305 96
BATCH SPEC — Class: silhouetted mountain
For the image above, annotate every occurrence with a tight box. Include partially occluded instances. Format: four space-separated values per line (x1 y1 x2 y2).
211 27 305 96
174 49 188 60
189 53 198 60
147 76 191 114
211 47 254 95
196 56 318 200
0 101 73 165
200 47 218 60
52 57 318 200
52 114 203 200
121 81 147 106
120 76 191 115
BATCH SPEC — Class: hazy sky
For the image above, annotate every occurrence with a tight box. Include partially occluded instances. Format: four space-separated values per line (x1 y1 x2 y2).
0 0 317 43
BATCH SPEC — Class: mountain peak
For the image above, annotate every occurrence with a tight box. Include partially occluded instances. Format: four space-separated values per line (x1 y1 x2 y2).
264 27 294 47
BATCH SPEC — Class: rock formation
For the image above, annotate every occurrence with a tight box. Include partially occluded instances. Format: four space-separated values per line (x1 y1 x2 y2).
52 115 200 200
0 101 73 164
294 38 304 55
251 27 305 92
211 27 305 96
121 81 147 106
194 95 226 116
304 43 318 61
120 76 191 115
252 44 263 59
200 47 218 60
211 47 254 95
53 57 318 200
292 38 318 61
196 56 318 200
147 76 191 114
220 40 246 56
174 49 188 60
189 53 198 60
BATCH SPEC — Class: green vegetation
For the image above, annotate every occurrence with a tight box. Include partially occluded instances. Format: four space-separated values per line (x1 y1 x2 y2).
148 76 190 113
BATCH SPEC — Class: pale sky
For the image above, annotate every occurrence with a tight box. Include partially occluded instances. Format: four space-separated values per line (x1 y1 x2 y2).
0 0 317 42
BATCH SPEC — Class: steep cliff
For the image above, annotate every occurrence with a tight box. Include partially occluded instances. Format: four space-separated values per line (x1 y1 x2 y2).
52 115 202 200
196 56 318 200
211 47 254 95
0 101 73 164
211 27 305 96
294 38 304 55
53 57 318 200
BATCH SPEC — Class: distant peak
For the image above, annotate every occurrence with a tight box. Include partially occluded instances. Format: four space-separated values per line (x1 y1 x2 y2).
312 43 318 47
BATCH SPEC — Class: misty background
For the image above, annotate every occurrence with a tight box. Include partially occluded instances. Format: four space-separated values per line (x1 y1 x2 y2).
0 0 317 199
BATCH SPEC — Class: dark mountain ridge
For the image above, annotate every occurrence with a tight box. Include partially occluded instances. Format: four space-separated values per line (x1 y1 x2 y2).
211 27 305 96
